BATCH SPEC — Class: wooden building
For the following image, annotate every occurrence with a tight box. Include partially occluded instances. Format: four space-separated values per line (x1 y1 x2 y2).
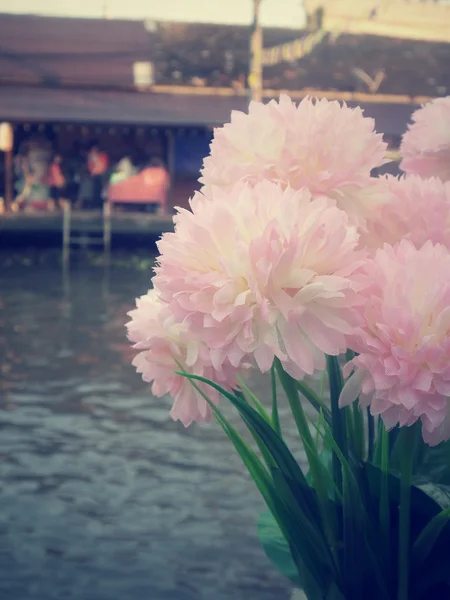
0 12 449 211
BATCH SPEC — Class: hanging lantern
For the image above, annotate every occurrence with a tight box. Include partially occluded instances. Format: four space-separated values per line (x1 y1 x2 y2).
0 122 13 152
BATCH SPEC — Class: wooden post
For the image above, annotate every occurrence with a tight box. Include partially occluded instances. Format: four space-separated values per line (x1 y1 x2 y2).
62 200 71 265
4 149 13 212
248 0 263 102
103 200 111 257
0 123 14 212
166 128 175 214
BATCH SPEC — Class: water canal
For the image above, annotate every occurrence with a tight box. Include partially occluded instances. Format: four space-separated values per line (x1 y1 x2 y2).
0 249 299 600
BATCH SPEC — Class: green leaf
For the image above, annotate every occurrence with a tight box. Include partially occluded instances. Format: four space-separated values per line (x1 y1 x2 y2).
325 583 347 600
397 424 419 600
258 511 302 586
275 360 340 565
415 439 450 499
236 375 272 425
295 379 332 426
180 371 337 587
268 467 335 586
175 367 287 532
417 482 450 508
412 507 450 566
364 463 442 521
318 415 391 599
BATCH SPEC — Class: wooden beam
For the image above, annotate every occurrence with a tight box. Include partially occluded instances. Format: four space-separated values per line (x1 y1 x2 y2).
0 80 433 114
149 85 432 105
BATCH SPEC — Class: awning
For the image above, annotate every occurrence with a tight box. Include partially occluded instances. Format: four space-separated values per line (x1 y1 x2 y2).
0 86 249 127
0 85 416 135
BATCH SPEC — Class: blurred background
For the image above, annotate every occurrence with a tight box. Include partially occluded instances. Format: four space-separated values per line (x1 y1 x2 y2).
0 1 449 599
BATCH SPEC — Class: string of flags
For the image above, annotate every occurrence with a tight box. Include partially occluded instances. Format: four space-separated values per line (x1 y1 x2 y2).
262 29 328 67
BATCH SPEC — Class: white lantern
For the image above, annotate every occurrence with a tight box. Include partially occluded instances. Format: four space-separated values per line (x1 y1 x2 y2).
0 122 13 152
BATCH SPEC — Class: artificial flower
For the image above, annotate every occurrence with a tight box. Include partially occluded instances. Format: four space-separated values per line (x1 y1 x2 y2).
127 289 241 427
341 239 450 445
400 96 450 182
154 181 364 379
360 175 450 252
200 94 387 225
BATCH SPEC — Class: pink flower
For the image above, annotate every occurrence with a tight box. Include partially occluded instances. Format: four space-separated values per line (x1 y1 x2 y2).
340 240 450 446
360 175 450 252
200 95 387 226
154 181 364 380
126 290 241 427
400 96 450 182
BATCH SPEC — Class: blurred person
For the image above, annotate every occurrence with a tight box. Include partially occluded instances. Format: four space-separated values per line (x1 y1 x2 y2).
13 152 30 201
87 143 109 208
110 155 137 184
48 153 65 208
65 142 84 205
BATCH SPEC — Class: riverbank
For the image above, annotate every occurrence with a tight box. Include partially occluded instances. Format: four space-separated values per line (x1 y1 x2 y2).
0 210 174 248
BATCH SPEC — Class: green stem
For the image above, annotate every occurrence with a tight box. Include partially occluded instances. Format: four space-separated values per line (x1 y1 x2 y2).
379 426 390 559
275 359 315 449
270 363 282 437
326 355 347 492
352 403 365 460
397 425 418 600
319 369 326 400
274 359 340 571
367 409 375 462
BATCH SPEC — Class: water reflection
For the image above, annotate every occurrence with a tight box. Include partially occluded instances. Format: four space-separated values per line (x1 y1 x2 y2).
0 250 293 600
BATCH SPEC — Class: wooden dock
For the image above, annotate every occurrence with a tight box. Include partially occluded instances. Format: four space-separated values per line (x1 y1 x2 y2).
0 209 175 246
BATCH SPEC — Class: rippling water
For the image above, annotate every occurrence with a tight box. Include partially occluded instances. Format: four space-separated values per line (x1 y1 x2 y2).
0 250 304 600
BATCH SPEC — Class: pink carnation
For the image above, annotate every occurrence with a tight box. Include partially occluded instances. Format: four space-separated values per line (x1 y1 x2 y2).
340 240 450 446
154 181 364 380
126 290 241 427
361 175 450 252
200 95 387 226
400 96 450 182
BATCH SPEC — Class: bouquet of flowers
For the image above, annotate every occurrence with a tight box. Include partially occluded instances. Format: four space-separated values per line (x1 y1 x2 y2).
127 95 450 600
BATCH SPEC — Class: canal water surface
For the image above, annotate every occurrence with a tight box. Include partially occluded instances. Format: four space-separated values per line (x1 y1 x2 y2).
0 250 302 600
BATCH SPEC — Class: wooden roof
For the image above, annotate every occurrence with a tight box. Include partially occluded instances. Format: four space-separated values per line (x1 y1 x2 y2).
0 14 448 98
0 13 150 87
0 85 417 136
